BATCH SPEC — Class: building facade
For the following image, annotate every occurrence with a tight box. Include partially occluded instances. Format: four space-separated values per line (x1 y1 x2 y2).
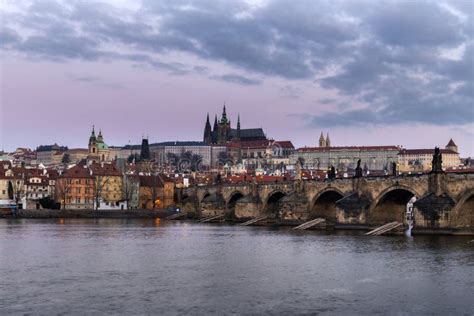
55 164 94 210
138 174 174 209
398 140 461 172
291 146 400 172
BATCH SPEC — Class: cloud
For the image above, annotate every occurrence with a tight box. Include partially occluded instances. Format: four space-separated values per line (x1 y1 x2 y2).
280 85 303 99
210 74 262 86
1 0 472 127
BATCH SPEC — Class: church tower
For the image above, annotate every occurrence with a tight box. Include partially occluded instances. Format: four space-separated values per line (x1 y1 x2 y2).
326 133 331 147
203 113 212 144
319 131 326 147
446 139 458 153
88 125 98 157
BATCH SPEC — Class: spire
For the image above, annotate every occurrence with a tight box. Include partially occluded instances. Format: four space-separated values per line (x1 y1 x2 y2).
97 129 104 143
89 125 97 144
213 114 218 131
221 103 228 123
203 113 212 143
319 131 326 147
237 114 241 140
326 132 331 147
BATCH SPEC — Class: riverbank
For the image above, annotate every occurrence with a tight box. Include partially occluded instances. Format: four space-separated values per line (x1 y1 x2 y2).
2 209 173 219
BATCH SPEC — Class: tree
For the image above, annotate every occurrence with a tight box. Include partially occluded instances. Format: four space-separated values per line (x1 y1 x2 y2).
93 175 111 210
122 174 138 210
55 179 72 210
61 153 71 164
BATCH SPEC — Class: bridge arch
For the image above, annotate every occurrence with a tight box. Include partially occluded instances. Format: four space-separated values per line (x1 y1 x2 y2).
310 188 345 222
264 190 287 216
368 185 420 226
226 191 245 218
200 191 211 204
451 189 474 228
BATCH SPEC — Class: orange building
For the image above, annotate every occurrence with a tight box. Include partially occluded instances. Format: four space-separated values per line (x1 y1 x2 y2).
56 164 94 210
138 174 174 209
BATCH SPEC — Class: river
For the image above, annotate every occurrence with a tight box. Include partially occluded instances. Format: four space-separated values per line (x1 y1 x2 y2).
1 219 473 315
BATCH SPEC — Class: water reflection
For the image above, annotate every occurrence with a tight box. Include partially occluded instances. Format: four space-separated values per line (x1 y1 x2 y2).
0 219 473 315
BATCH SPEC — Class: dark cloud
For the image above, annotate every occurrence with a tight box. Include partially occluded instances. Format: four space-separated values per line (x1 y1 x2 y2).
1 0 472 126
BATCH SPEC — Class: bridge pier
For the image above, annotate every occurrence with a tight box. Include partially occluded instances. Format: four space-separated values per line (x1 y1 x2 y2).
278 193 310 222
335 193 371 225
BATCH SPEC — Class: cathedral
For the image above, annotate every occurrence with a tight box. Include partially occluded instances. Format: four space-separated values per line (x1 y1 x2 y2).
203 105 267 145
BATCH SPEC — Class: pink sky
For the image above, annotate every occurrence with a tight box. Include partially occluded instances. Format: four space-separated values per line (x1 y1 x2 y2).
1 1 472 156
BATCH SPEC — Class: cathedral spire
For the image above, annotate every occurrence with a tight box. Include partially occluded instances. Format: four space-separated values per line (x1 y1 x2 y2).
221 103 228 123
213 114 218 131
237 114 241 140
203 113 212 144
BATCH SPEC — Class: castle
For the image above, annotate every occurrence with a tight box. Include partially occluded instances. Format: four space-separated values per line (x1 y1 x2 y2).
203 105 267 145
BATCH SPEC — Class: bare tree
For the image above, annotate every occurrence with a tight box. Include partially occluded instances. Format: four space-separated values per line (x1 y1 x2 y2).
93 175 111 210
122 174 138 210
55 179 72 210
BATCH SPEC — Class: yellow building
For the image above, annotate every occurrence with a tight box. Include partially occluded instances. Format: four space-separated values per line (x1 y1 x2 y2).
89 162 123 208
398 140 461 173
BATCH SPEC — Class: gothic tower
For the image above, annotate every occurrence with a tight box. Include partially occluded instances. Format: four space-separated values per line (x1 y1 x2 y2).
237 114 241 141
203 113 212 144
217 104 231 144
140 137 151 161
212 114 218 143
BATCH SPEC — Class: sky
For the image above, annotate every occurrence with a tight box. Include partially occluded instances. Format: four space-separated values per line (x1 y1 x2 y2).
0 0 473 156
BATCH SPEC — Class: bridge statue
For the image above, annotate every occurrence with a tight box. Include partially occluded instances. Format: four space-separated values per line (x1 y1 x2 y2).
392 162 397 176
431 147 443 173
355 159 363 178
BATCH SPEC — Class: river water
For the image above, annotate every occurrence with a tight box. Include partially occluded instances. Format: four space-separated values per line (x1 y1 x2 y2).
1 219 473 315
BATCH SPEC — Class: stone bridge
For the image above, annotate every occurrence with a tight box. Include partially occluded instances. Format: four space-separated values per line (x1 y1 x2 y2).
177 172 474 233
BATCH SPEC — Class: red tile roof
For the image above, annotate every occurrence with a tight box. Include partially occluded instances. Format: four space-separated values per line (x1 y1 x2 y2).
61 165 94 179
297 146 400 152
399 149 458 155
275 141 295 149
89 162 122 177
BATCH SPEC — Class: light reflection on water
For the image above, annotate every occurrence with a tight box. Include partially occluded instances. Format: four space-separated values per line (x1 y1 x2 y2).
0 219 473 315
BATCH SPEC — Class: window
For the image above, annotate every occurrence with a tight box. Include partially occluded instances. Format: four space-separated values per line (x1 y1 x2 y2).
76 197 81 204
76 188 81 194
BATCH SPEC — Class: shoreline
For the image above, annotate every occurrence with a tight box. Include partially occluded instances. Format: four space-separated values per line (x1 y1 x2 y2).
2 209 473 235
1 209 173 219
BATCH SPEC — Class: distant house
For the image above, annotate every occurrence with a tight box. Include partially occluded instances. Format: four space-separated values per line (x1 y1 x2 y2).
139 174 174 209
55 163 94 210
